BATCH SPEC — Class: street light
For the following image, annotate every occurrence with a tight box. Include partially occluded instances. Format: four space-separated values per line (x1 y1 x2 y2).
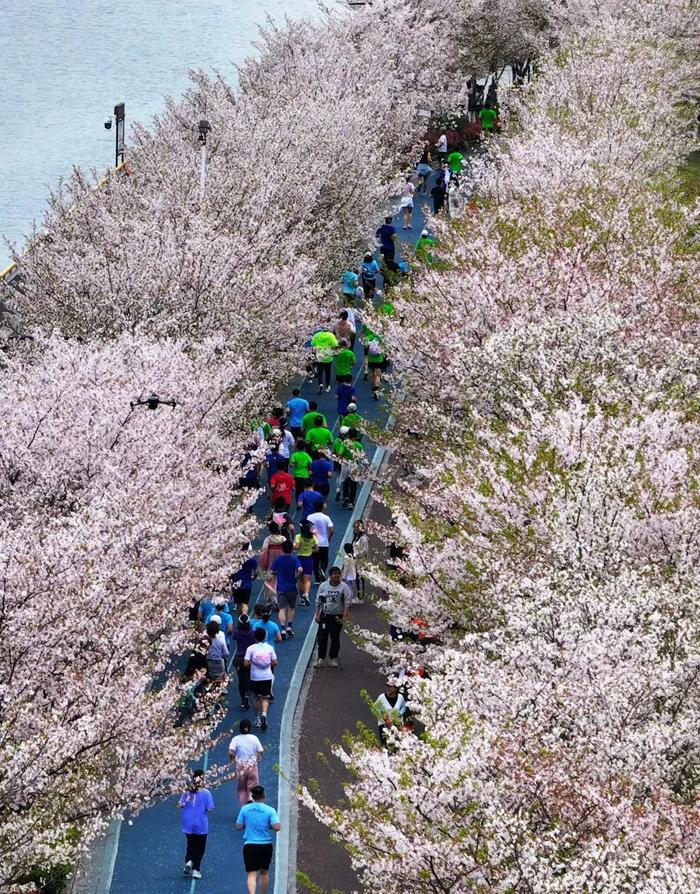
198 119 211 201
130 393 178 411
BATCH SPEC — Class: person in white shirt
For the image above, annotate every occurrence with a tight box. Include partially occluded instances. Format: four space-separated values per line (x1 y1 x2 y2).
373 680 408 746
244 628 278 732
399 177 416 230
308 510 334 582
229 719 264 806
436 131 448 162
341 542 359 604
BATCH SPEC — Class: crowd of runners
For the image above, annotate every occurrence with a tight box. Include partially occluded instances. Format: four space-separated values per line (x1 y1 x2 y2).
174 128 471 892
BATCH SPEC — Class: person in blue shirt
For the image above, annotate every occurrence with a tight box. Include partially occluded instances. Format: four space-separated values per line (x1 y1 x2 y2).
297 482 325 521
270 541 303 638
361 252 380 301
178 769 214 880
199 593 231 626
286 389 309 440
236 785 281 891
211 597 234 636
336 380 357 417
251 606 282 645
265 447 285 483
376 215 397 270
230 544 258 616
341 267 359 302
310 451 333 498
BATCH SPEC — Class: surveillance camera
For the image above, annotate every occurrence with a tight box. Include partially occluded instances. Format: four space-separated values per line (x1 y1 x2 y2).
104 117 113 130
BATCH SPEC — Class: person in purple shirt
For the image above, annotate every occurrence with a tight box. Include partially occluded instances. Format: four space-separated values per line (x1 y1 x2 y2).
178 769 214 879
232 614 257 709
297 482 325 521
336 381 357 417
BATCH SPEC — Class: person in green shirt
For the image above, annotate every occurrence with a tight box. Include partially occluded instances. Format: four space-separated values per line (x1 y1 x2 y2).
335 339 356 382
415 229 436 265
289 443 313 501
311 330 339 393
447 150 465 174
301 402 327 435
306 418 334 452
479 106 497 131
341 402 364 432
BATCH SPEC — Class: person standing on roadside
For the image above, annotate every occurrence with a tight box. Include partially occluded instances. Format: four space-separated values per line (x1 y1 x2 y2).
244 628 277 732
235 784 281 894
352 519 370 602
178 769 214 881
229 719 264 807
308 509 334 583
314 566 351 668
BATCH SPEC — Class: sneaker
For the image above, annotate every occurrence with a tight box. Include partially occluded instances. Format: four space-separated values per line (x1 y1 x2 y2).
286 627 295 638
300 596 310 606
192 870 202 880
318 385 324 394
328 658 339 668
324 385 331 392
280 630 287 640
335 490 341 502
184 861 193 876
269 693 275 701
363 372 368 380
253 717 262 727
261 714 268 731
243 696 250 710
347 502 355 510
314 658 326 669
372 391 379 401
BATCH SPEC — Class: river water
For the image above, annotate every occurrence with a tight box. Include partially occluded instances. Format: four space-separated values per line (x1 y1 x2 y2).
0 0 321 267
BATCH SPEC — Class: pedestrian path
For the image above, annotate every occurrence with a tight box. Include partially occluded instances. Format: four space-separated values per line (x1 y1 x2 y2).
107 168 437 894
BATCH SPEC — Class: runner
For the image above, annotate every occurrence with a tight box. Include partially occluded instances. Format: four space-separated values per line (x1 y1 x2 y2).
286 389 309 440
399 176 415 230
178 769 214 881
244 628 278 731
336 376 357 418
294 519 318 606
288 440 313 503
311 329 338 393
310 449 333 499
270 541 303 640
269 460 294 513
361 251 380 302
376 215 397 270
301 401 327 436
416 144 433 192
436 130 448 163
334 338 356 383
308 508 334 582
297 481 325 521
235 785 281 894
229 719 264 806
430 175 447 215
232 613 256 710
341 266 359 303
334 310 356 349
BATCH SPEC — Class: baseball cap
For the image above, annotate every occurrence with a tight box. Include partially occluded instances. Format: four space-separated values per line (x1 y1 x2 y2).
210 614 221 624
421 229 429 237
339 426 350 435
347 402 357 411
214 597 226 607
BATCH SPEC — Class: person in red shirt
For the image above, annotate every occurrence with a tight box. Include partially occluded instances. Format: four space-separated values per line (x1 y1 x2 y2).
269 460 295 511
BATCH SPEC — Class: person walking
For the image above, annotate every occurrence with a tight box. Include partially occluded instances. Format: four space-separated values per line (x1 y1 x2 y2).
308 509 334 582
448 178 465 218
178 769 214 880
399 177 415 230
294 519 318 606
352 519 370 602
479 104 497 132
341 543 359 603
229 719 264 807
206 619 228 683
314 566 351 668
334 310 356 348
244 627 277 731
270 541 303 639
232 614 256 709
235 784 281 894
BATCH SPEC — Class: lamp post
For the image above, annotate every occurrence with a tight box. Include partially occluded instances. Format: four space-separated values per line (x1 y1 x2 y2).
198 120 211 201
114 103 126 168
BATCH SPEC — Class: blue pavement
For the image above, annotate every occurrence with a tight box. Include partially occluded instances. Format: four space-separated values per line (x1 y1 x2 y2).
108 174 437 894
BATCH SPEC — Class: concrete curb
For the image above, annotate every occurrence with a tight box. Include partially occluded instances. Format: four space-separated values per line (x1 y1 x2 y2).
273 445 387 894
